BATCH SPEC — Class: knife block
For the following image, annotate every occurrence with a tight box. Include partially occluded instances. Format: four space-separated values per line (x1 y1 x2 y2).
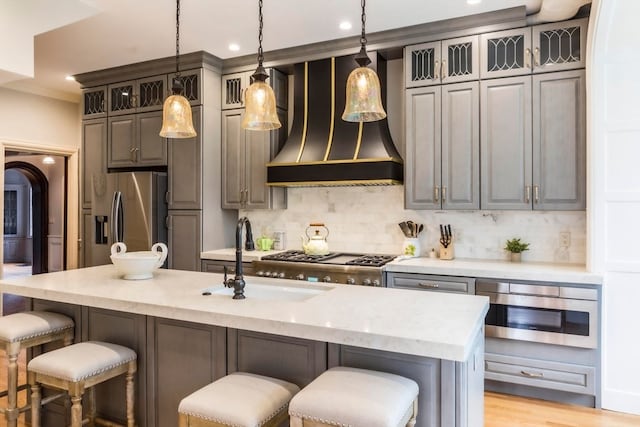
439 241 454 260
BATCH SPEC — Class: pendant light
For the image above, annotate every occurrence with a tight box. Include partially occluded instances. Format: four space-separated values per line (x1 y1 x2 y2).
241 0 281 131
159 0 197 138
342 0 386 122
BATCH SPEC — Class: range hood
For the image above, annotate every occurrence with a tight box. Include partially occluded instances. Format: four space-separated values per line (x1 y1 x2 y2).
267 53 403 187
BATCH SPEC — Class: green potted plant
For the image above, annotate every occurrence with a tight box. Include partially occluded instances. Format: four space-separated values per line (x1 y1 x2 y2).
504 238 530 262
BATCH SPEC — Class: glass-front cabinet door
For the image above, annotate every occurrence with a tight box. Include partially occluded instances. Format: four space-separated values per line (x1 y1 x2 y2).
405 41 441 88
481 28 532 79
441 35 479 84
532 18 587 73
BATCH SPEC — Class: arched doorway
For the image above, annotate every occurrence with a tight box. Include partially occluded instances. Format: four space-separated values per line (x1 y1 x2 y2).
4 161 49 274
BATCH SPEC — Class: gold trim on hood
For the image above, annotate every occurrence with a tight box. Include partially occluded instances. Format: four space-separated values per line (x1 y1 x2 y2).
267 179 402 187
324 57 336 161
266 157 402 167
295 62 309 163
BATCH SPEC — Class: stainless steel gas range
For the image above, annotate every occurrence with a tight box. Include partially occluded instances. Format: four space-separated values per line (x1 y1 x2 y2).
252 250 396 287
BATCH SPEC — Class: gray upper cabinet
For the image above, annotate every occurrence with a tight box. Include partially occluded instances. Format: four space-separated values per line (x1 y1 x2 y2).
405 82 479 210
221 110 286 210
480 18 587 79
481 71 585 210
481 76 532 210
532 18 587 73
168 106 202 210
108 75 167 116
82 118 107 208
405 35 479 88
481 28 532 79
222 71 250 110
533 70 586 210
108 111 167 169
167 68 202 106
82 86 107 119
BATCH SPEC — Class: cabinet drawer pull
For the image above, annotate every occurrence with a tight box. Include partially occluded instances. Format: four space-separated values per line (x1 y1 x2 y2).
525 186 531 203
520 370 544 378
418 283 439 289
434 186 439 202
525 48 532 68
534 185 540 204
434 60 440 80
534 47 540 66
442 186 447 202
441 60 447 80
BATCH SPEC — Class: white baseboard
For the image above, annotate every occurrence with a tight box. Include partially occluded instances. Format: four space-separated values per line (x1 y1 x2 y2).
602 389 640 415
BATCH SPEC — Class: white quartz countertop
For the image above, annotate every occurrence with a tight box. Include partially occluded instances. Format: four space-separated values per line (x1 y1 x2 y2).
201 248 283 262
0 265 488 362
385 257 602 285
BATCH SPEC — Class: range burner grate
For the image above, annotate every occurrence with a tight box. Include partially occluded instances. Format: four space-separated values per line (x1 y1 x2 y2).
260 250 339 263
346 255 396 267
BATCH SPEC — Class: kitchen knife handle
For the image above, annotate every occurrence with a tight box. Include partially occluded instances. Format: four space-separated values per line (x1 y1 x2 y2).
525 48 532 68
434 60 440 80
525 186 531 203
434 186 439 202
534 185 540 204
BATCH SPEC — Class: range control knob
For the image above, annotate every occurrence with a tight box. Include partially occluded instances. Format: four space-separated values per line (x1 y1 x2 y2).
278 272 286 279
265 271 273 278
362 279 372 286
256 271 264 277
346 278 356 285
372 279 381 287
322 276 332 283
296 274 305 280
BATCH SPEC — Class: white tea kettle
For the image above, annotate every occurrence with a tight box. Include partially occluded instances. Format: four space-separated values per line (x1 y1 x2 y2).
301 224 330 256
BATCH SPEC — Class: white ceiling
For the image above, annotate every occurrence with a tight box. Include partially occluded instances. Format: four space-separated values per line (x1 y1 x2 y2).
0 0 543 102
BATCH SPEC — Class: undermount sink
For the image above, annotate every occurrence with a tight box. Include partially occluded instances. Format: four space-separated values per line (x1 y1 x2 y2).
203 282 332 301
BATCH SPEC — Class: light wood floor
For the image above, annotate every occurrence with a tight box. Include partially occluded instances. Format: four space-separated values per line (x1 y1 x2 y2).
0 350 639 427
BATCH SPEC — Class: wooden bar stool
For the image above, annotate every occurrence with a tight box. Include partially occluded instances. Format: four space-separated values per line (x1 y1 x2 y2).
0 310 74 427
178 372 300 427
28 341 137 427
289 367 419 427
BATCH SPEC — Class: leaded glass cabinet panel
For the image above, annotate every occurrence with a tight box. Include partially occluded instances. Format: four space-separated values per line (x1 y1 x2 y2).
82 86 107 119
481 28 532 78
405 41 441 88
532 18 587 73
441 35 479 84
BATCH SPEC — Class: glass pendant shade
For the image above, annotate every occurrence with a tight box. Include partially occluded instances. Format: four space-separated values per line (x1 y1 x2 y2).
241 80 281 131
159 94 197 138
342 65 387 122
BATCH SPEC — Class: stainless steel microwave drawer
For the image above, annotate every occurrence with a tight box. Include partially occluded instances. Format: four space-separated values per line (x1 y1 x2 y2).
387 273 475 294
485 352 596 395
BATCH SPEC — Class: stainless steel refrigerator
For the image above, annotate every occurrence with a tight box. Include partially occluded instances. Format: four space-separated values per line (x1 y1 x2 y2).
88 171 167 266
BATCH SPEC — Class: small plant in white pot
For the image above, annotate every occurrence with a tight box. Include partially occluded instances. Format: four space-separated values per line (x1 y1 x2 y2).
504 238 530 262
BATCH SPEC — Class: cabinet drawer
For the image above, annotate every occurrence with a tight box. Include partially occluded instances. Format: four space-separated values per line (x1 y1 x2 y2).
485 352 595 395
387 273 475 294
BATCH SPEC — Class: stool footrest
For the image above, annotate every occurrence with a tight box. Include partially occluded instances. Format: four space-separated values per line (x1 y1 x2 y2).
0 383 28 398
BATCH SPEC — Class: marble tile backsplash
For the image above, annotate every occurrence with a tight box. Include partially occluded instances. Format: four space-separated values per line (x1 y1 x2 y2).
240 186 586 264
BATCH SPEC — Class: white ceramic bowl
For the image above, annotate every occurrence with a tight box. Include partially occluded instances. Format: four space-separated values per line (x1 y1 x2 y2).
110 242 168 280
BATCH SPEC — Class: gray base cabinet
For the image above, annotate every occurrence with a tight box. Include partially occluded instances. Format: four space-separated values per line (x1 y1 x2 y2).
148 318 226 427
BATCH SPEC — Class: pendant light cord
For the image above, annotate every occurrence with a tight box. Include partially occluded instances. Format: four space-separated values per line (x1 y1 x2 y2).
257 0 264 67
360 0 367 49
175 0 181 76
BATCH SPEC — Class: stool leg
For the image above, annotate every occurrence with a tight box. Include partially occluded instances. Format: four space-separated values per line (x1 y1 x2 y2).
63 330 74 347
125 362 136 427
70 394 83 427
30 381 41 427
290 415 303 427
407 398 418 427
6 343 20 427
87 386 96 426
178 413 189 427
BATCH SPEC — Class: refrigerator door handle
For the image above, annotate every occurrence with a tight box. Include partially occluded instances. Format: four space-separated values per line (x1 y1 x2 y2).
111 191 124 243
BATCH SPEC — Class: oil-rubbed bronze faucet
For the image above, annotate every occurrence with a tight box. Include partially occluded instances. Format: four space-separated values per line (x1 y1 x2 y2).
224 217 255 299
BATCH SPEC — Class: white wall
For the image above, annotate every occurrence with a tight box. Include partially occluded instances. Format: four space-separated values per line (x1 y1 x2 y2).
590 0 640 415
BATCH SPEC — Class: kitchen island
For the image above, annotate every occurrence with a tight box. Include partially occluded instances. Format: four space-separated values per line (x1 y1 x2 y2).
0 265 488 427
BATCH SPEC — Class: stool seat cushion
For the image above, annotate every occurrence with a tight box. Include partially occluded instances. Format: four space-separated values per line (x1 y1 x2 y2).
27 341 136 382
289 367 419 427
0 311 74 343
179 372 300 427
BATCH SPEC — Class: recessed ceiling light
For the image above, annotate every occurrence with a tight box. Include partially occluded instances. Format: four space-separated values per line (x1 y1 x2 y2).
467 0 482 4
339 21 352 31
42 156 55 165
228 43 240 52
65 75 75 81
